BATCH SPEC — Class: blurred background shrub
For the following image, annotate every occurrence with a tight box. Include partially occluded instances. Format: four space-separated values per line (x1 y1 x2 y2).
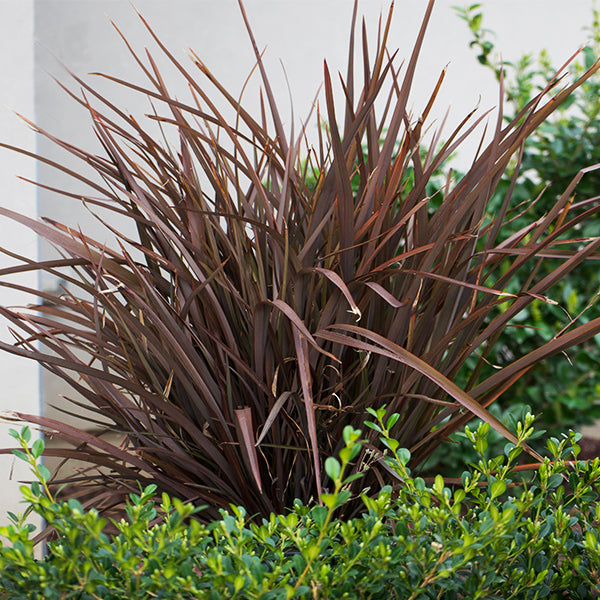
424 3 600 475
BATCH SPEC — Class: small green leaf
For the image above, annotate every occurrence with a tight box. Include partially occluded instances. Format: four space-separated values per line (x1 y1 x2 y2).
348 442 362 461
547 438 559 457
586 530 598 548
583 46 596 70
67 498 83 513
339 443 362 463
337 490 351 505
454 489 466 503
31 439 45 460
397 448 411 466
385 413 400 429
142 483 157 496
21 427 31 444
382 437 399 453
364 420 382 434
547 473 563 490
503 442 516 457
306 542 321 562
37 465 51 483
361 494 377 512
234 575 245 593
490 480 506 499
475 435 488 455
342 425 361 444
11 449 28 463
312 505 328 528
30 481 41 497
343 472 363 485
470 13 482 32
321 493 337 509
325 457 341 482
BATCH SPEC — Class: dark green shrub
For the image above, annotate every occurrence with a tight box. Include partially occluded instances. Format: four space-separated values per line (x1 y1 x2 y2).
2 420 600 599
453 3 600 448
1 0 600 522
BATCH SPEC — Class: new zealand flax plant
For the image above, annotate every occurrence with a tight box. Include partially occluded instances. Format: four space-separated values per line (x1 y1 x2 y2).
2 0 600 522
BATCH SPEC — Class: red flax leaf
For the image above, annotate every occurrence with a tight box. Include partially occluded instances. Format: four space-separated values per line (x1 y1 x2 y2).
343 0 359 134
323 61 355 281
370 0 435 196
270 299 338 361
472 316 600 402
1 411 160 474
256 392 293 446
0 206 133 284
316 325 521 448
235 407 263 493
293 328 322 499
401 268 518 299
306 267 362 319
235 0 289 158
364 282 405 309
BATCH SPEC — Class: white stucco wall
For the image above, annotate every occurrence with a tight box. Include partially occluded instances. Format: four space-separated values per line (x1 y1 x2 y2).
0 0 39 520
0 0 597 517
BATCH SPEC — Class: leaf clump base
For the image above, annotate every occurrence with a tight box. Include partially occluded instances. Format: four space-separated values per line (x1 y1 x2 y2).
2 418 600 599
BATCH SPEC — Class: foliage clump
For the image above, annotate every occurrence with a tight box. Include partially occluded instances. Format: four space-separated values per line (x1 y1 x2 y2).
2 418 600 599
1 0 600 525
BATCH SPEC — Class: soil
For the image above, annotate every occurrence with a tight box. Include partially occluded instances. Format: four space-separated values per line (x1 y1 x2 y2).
575 436 600 460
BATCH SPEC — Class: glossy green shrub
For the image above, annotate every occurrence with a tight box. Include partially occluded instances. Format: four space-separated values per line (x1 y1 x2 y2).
454 2 600 453
2 419 600 599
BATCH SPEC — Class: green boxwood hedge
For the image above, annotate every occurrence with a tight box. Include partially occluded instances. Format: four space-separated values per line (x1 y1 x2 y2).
1 413 600 599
